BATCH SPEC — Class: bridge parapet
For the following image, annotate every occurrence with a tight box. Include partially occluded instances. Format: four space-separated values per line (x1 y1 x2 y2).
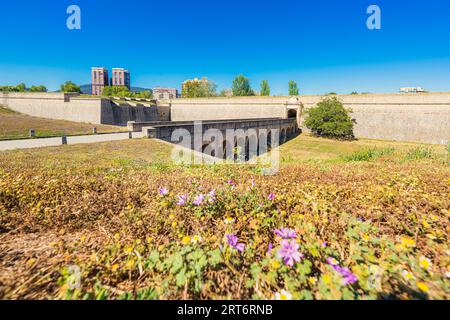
139 118 299 160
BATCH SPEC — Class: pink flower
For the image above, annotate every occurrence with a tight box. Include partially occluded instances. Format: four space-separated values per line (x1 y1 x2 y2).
268 193 275 201
267 242 273 255
226 234 245 252
177 194 187 205
159 188 169 196
277 239 303 267
208 190 216 203
193 194 205 206
326 257 358 285
274 228 297 239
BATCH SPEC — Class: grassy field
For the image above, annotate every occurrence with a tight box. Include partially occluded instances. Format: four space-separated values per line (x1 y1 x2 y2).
0 135 448 300
0 106 127 140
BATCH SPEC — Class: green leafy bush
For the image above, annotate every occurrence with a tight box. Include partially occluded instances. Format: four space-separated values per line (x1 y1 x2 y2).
343 147 395 162
304 97 354 140
60 81 81 93
404 147 436 161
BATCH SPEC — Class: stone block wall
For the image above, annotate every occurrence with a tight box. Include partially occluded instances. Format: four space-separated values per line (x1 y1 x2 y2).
0 92 168 126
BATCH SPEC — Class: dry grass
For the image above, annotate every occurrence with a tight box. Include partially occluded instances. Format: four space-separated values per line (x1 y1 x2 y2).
0 106 127 140
0 136 448 300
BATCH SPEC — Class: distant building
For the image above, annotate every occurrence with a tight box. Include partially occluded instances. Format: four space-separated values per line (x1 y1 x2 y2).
91 67 109 96
153 87 178 100
400 87 426 93
111 68 131 89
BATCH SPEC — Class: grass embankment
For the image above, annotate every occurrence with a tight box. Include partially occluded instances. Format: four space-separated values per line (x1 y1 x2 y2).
0 106 127 140
0 135 448 299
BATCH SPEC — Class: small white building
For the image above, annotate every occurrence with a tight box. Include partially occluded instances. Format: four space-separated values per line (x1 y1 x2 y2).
400 87 426 93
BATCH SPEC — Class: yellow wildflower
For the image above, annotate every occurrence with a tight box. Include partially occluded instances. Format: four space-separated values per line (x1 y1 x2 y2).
422 220 430 228
111 264 119 272
191 235 203 244
401 237 416 248
402 270 415 282
224 217 235 224
419 256 432 271
125 260 135 269
270 260 281 269
322 274 331 285
181 236 191 245
416 282 429 293
124 246 133 254
274 290 292 300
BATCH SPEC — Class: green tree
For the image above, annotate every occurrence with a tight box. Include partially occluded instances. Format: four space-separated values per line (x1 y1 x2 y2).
103 86 131 97
260 80 270 96
304 97 354 140
16 83 27 92
288 81 299 96
182 78 216 98
29 85 47 92
0 83 27 92
137 90 153 99
232 74 254 96
60 81 81 93
219 89 232 97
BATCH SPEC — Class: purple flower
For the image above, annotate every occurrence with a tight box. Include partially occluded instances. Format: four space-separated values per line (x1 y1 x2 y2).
277 239 303 267
226 234 245 252
326 257 358 285
193 194 205 206
274 228 297 239
208 190 216 203
338 267 358 285
321 241 328 248
177 194 187 205
267 242 273 255
159 187 169 196
268 193 275 201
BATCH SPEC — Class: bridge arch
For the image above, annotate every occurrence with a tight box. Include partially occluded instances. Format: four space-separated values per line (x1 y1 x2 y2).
280 128 286 144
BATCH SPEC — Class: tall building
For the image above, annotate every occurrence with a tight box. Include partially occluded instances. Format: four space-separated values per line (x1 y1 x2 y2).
111 68 131 89
153 87 178 100
91 67 109 96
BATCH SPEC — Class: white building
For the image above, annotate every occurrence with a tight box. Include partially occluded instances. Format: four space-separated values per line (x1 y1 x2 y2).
400 87 426 93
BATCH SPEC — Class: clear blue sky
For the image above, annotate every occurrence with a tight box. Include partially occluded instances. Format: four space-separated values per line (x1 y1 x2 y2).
1 0 449 94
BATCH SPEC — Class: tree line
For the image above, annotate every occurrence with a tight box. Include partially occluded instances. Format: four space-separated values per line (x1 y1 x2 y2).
3 76 300 98
182 75 300 98
0 83 47 92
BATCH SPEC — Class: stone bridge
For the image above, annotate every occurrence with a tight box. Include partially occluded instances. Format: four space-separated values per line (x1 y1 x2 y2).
128 118 299 159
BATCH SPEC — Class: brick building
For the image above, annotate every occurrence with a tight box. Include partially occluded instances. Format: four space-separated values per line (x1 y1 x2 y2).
91 67 109 96
153 87 178 100
111 68 131 89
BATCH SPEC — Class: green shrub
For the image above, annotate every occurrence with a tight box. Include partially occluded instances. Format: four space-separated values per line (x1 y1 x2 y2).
304 97 354 139
404 147 436 161
60 81 81 93
343 147 395 162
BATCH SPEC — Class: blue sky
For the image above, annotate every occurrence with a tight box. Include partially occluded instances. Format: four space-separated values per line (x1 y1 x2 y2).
1 0 449 94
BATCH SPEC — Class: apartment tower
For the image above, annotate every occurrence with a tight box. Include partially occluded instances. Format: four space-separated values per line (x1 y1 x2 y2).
111 68 131 89
91 67 109 96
